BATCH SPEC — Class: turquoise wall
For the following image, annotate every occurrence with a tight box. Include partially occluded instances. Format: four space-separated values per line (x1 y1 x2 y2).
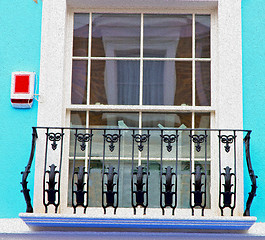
0 0 264 222
242 0 265 222
0 1 42 218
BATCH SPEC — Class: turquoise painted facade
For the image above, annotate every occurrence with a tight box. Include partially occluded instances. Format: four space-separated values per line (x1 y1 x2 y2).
0 0 42 218
0 0 264 223
242 0 265 222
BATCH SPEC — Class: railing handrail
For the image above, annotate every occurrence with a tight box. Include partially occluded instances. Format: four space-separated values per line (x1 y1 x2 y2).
32 126 252 132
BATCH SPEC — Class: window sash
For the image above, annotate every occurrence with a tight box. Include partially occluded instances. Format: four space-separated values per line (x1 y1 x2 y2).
71 13 211 108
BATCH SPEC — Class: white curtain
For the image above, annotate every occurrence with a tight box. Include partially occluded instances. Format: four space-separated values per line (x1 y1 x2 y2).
143 61 164 105
117 60 140 105
116 60 165 105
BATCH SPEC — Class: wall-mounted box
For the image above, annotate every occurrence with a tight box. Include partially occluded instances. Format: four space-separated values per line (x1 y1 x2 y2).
11 72 35 108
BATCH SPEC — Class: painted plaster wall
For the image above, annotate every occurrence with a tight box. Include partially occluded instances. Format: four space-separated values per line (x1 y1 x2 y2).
0 1 42 218
242 0 265 222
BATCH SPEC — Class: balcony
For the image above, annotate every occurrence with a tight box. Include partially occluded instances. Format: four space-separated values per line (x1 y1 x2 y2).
20 127 257 232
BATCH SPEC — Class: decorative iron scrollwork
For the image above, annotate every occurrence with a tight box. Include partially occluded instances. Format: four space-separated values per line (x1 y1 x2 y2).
44 164 59 213
223 167 233 193
161 166 176 215
76 133 93 151
191 165 205 216
103 165 118 214
190 134 207 152
243 132 258 216
73 166 87 214
161 134 178 152
21 127 38 213
132 134 150 152
132 166 148 214
104 134 121 152
219 135 235 153
47 132 64 150
219 166 235 216
20 127 257 218
135 166 145 205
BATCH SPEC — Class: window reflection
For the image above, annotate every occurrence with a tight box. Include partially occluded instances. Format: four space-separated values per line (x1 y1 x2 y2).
73 14 89 57
92 14 141 57
71 60 87 104
174 61 192 106
195 61 211 106
195 15 211 58
89 112 139 128
144 14 192 58
142 113 191 128
90 60 140 105
143 61 165 105
72 14 210 107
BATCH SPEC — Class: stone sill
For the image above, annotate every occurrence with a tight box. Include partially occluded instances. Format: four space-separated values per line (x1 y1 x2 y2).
19 213 256 233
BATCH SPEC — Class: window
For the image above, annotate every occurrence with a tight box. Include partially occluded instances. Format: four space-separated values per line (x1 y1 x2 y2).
71 13 211 107
34 0 245 219
68 12 212 213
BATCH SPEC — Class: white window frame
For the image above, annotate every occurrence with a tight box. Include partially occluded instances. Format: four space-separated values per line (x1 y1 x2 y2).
34 0 244 218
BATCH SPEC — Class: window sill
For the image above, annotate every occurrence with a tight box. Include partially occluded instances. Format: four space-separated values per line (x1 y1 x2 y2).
19 213 256 233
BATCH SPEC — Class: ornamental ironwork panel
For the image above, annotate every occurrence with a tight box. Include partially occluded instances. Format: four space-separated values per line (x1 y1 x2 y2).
43 129 64 213
20 127 257 217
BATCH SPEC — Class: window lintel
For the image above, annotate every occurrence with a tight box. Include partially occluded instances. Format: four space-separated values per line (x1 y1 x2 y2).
66 0 218 11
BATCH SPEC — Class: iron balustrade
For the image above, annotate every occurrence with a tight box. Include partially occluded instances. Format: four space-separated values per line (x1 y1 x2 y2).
21 127 257 216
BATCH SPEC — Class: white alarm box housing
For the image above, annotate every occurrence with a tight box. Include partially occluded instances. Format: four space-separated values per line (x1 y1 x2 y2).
11 72 35 108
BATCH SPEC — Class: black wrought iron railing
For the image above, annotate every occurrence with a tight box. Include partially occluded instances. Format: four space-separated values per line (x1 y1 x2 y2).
21 127 257 216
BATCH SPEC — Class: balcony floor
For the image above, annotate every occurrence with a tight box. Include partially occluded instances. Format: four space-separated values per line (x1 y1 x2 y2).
0 217 264 239
18 213 256 233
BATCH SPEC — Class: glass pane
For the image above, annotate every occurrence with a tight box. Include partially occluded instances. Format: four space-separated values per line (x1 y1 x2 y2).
89 112 139 158
73 14 89 57
71 60 88 104
177 161 191 208
195 112 210 128
70 111 86 157
71 111 87 127
175 61 192 106
142 112 191 128
142 113 191 160
195 15 210 58
143 61 192 106
143 61 164 105
88 160 103 207
195 61 211 106
91 14 141 57
144 14 192 58
90 60 140 105
89 112 139 128
141 160 161 208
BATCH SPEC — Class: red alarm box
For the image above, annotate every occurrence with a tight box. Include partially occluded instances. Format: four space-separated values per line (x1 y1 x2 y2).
11 72 35 108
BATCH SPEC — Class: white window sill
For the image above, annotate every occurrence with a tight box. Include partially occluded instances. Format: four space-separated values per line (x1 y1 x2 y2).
19 213 256 233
